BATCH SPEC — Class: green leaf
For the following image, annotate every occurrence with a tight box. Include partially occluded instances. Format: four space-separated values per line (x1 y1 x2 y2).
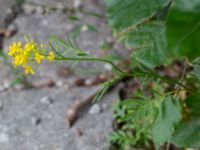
171 119 200 148
121 97 158 131
128 22 167 69
111 130 134 147
173 93 200 150
86 24 97 32
152 96 182 147
105 0 169 69
68 16 80 21
193 57 200 80
105 0 170 32
166 0 200 59
185 92 200 118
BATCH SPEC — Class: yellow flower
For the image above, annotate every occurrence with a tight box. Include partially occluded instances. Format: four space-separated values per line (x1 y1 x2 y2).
13 53 28 66
7 36 57 75
8 42 22 56
13 55 22 66
24 42 35 52
47 52 55 62
23 65 35 74
34 52 44 64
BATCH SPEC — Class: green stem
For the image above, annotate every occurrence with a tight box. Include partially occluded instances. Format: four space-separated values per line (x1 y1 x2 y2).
56 56 125 74
124 71 189 91
56 56 189 91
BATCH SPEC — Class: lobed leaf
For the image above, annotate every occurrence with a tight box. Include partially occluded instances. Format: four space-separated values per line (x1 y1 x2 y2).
128 22 167 69
105 0 170 32
152 96 182 147
105 0 169 69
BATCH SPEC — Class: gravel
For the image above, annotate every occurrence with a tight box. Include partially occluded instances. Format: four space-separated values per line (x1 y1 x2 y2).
89 103 102 114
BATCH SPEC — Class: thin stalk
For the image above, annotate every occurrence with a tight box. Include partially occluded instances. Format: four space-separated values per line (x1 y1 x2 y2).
174 59 187 98
56 56 189 91
56 56 125 74
124 71 189 91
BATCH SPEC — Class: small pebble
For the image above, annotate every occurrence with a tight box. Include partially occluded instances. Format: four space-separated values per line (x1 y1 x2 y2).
56 80 64 87
89 104 101 114
104 64 112 71
81 25 88 32
0 133 9 143
85 79 93 86
40 96 54 105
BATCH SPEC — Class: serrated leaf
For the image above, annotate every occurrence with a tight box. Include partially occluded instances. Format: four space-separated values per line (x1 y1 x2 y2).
128 22 167 69
171 119 200 148
105 0 169 69
122 98 157 130
166 0 200 59
152 96 182 147
105 0 170 32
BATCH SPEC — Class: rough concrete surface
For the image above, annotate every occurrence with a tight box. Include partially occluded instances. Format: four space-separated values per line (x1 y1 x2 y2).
0 0 123 150
0 86 119 150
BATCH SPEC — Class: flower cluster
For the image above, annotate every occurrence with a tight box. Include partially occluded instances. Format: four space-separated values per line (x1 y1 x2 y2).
8 39 55 74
